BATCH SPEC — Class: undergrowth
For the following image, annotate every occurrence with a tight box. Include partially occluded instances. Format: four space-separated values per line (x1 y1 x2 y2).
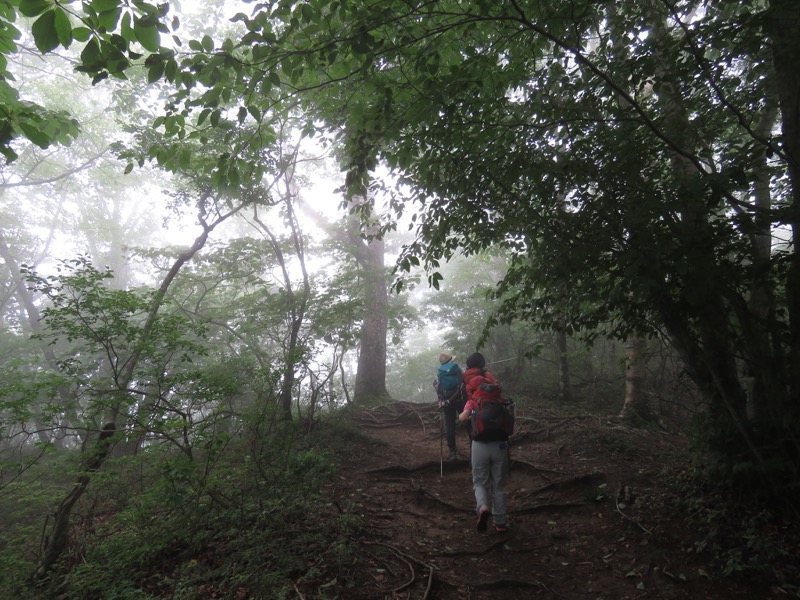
670 465 800 595
3 414 365 600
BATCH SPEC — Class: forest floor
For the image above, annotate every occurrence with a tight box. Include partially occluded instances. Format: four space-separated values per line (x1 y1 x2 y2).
325 400 797 600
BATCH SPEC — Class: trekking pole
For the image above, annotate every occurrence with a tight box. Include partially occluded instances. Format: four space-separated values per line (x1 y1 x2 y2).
439 404 444 478
433 380 443 477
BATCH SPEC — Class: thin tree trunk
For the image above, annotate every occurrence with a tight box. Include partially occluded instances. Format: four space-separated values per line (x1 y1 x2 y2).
555 322 572 403
618 335 649 420
33 202 242 581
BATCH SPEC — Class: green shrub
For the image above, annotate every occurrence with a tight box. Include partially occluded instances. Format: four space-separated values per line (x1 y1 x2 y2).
40 422 362 599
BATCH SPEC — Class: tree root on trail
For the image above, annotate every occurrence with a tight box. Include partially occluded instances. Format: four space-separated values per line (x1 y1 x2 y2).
364 541 435 599
535 472 606 493
510 458 564 474
431 538 508 557
511 501 589 514
412 485 472 512
365 460 468 476
352 402 437 434
469 578 546 591
367 506 430 519
510 429 548 443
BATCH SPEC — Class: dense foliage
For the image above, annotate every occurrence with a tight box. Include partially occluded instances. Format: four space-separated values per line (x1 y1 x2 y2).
2 0 800 594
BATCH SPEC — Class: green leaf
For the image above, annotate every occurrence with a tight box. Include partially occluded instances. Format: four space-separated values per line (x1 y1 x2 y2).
19 121 51 149
147 60 164 83
31 10 59 53
201 34 213 52
247 105 261 121
98 8 122 33
19 0 50 18
197 108 211 126
72 26 91 42
80 38 102 67
53 7 72 48
123 162 134 174
120 11 134 43
91 0 121 12
164 58 177 82
134 16 160 52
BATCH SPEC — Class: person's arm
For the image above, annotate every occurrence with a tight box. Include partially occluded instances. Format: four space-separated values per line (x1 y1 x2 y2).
458 400 473 422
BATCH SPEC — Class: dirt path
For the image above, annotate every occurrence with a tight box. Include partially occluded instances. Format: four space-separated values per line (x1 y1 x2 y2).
327 401 772 599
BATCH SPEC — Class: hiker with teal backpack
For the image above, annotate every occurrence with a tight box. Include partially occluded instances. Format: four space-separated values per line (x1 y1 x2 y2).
435 352 464 460
458 352 515 533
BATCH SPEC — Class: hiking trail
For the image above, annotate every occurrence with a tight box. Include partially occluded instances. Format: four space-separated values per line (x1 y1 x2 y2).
326 400 770 599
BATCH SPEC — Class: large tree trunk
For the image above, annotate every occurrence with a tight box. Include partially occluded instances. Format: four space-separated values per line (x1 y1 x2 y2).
768 0 800 409
352 234 389 402
341 133 390 404
644 3 765 470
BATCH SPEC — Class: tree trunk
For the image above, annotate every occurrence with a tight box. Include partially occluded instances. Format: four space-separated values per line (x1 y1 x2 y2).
253 165 311 420
352 234 389 402
32 203 242 580
0 235 75 445
768 0 800 409
342 134 390 404
618 335 650 421
555 322 572 403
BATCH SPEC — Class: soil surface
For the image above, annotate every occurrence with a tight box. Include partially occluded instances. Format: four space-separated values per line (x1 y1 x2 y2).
326 401 789 599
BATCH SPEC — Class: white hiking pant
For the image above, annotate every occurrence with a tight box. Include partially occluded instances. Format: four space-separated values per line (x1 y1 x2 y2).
470 439 509 526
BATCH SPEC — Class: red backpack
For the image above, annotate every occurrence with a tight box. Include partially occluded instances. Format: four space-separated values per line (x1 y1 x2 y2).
470 378 515 442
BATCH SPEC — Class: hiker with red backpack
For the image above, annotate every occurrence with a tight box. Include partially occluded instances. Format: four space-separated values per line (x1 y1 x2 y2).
434 352 464 460
458 352 514 533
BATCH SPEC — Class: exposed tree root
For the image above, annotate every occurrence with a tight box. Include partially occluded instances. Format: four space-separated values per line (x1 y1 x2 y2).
365 460 468 476
509 458 564 474
364 541 436 599
535 472 606 493
412 485 472 512
511 502 589 515
470 578 546 591
431 538 508 557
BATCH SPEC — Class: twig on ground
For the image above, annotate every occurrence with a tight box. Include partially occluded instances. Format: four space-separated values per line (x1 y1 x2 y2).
615 497 652 534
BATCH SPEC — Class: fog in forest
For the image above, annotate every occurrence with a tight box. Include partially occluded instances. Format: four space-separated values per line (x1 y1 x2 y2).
2 0 798 597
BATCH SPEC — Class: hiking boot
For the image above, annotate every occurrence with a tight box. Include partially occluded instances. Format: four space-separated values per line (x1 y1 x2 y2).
494 523 509 533
476 508 490 533
448 450 457 460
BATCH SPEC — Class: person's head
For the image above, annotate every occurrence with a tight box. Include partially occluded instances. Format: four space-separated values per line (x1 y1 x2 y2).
465 352 486 369
439 352 453 364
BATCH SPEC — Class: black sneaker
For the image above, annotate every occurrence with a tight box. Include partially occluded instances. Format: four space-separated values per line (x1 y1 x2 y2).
448 450 457 460
494 523 509 533
476 508 490 532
